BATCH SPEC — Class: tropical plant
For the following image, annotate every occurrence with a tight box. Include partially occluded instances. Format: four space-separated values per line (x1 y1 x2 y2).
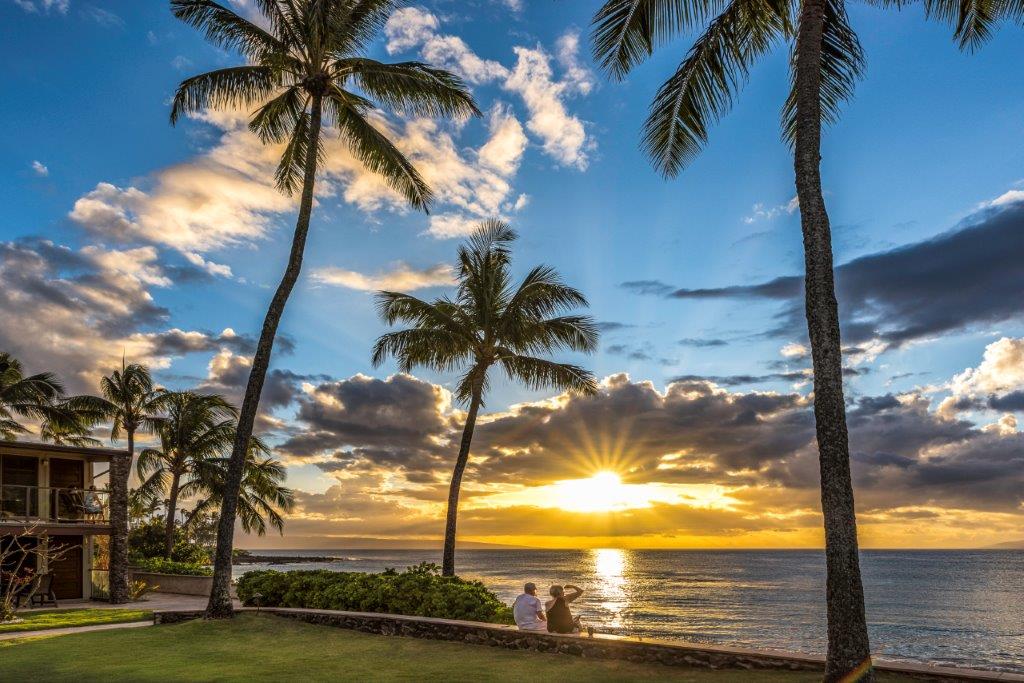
1 527 77 623
39 407 102 447
135 392 237 558
85 361 166 604
186 439 295 538
0 352 67 441
372 221 599 576
169 0 480 618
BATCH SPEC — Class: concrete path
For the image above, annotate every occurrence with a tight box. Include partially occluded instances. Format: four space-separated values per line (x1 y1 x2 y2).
0 619 152 642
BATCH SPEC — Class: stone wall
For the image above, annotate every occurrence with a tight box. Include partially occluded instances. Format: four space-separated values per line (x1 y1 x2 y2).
151 607 1017 682
130 571 212 597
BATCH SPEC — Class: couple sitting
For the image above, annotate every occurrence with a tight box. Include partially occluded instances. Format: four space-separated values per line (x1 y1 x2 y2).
512 582 584 634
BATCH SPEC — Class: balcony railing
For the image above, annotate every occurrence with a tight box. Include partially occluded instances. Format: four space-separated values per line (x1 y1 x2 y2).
0 485 110 524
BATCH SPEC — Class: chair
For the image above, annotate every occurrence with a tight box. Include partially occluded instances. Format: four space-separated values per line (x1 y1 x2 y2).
13 574 41 608
28 572 59 608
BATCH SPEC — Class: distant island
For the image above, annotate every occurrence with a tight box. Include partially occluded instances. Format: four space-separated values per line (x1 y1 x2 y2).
989 539 1024 550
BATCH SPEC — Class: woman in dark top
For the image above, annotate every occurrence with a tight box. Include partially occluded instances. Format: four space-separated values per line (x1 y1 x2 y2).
545 584 583 634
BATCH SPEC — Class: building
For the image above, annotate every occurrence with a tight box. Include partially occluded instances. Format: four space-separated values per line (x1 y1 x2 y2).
0 440 126 601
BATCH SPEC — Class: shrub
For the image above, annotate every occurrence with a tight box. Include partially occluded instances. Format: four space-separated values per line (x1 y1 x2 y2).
131 557 212 576
236 563 513 625
128 579 155 601
128 519 210 565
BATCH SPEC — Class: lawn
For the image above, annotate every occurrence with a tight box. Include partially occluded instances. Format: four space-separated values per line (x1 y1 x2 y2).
0 613 914 682
0 608 152 634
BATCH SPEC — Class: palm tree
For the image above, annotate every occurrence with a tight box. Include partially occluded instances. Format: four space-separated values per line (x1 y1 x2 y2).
0 352 66 440
169 0 480 618
372 221 599 576
187 437 295 538
590 2 1017 678
39 409 102 448
135 392 237 558
88 361 166 604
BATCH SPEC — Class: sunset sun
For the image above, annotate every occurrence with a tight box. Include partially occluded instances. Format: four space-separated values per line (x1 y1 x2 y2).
549 471 655 513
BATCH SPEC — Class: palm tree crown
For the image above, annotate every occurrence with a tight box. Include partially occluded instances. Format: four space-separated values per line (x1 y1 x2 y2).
0 352 67 440
373 220 600 403
170 0 480 202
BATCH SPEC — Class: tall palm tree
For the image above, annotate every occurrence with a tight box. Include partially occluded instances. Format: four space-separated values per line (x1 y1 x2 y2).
169 0 480 618
135 392 237 558
39 409 102 448
89 361 166 603
590 2 1018 679
372 221 600 576
0 352 66 440
187 437 295 538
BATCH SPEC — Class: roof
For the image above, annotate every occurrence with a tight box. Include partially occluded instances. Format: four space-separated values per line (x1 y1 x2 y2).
0 439 128 462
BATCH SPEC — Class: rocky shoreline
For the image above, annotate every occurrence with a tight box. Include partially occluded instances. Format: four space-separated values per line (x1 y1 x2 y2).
233 555 342 565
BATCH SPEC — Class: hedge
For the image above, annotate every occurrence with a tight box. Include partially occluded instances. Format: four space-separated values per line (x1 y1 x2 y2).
236 563 513 625
131 557 213 576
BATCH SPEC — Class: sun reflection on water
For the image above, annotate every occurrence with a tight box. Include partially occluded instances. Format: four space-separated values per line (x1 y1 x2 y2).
592 548 629 629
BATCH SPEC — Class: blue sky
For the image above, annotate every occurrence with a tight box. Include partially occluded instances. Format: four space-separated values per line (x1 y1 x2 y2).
2 0 1022 548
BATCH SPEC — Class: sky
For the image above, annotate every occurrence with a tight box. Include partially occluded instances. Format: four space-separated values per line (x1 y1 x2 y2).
1 0 1022 550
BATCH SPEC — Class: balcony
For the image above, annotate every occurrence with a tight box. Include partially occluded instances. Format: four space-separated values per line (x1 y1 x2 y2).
0 485 111 533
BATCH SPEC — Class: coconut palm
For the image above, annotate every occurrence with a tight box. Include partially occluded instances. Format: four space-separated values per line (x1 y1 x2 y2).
186 438 295 538
39 409 102 448
372 221 599 576
169 0 480 617
86 361 166 603
0 352 67 440
135 392 237 558
590 1 1017 678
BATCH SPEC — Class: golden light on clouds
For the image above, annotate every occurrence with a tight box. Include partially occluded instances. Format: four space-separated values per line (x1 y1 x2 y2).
470 470 740 514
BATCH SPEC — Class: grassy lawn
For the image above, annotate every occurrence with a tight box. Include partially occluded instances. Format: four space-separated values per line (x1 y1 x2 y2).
0 608 152 634
0 613 914 682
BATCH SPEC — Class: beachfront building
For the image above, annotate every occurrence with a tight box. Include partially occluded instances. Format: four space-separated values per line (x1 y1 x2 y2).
0 440 125 602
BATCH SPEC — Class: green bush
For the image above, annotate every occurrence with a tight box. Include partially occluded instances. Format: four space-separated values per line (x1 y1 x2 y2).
131 557 212 576
236 563 513 625
128 519 210 565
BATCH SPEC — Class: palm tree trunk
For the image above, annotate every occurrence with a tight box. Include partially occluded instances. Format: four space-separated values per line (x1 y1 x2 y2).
793 1 872 679
205 94 324 618
108 429 132 604
442 389 482 577
163 471 182 559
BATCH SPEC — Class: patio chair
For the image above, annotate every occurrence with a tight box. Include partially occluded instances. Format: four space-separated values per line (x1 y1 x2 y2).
13 574 41 608
27 572 59 608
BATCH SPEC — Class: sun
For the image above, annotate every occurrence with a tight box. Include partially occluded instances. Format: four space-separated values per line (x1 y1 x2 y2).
549 471 655 513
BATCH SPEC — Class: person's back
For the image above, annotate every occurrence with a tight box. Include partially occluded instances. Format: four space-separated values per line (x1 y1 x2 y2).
512 582 546 631
545 584 583 634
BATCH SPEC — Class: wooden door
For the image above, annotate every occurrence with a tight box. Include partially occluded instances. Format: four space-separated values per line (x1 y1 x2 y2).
48 535 83 600
49 458 85 521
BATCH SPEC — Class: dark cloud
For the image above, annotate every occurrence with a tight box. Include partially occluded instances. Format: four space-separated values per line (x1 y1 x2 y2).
989 391 1024 412
594 321 636 332
623 201 1024 352
147 329 258 357
678 338 729 348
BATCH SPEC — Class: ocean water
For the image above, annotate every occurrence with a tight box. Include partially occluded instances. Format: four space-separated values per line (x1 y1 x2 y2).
236 549 1023 673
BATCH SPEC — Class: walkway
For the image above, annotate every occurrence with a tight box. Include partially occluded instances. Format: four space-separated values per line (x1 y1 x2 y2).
0 620 152 642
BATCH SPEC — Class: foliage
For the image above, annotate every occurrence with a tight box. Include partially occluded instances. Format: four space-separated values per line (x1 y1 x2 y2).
373 221 599 404
1 528 78 623
0 351 102 443
129 580 156 600
132 557 212 577
237 563 513 625
128 518 210 565
0 608 152 634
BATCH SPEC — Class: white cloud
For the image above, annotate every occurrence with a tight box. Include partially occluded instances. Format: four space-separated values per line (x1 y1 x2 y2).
384 6 439 53
31 160 48 176
312 262 455 292
780 343 808 359
950 337 1024 398
426 213 482 239
478 104 528 176
13 0 68 13
989 190 1024 207
171 55 193 71
82 5 122 27
555 30 595 96
504 44 591 169
743 197 799 224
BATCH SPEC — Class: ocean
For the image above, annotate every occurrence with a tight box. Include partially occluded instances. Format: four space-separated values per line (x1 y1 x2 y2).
236 549 1023 673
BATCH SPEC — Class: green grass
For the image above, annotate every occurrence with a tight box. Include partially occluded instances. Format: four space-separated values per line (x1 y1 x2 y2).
0 608 152 634
0 613 914 682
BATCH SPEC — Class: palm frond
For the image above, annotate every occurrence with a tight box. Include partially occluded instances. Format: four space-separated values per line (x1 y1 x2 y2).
642 0 791 177
170 66 277 126
339 58 481 119
324 92 433 210
170 0 286 59
592 0 724 79
498 354 599 396
371 329 473 372
250 86 307 144
781 0 864 144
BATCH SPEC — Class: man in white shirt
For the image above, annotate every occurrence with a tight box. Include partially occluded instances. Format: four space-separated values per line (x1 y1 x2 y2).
512 582 547 631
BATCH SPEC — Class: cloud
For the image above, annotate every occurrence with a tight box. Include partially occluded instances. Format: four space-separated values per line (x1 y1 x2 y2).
385 7 594 170
12 0 68 13
311 262 455 292
743 197 799 224
626 198 1024 355
950 337 1024 398
30 161 49 176
0 237 235 393
170 55 193 71
678 338 729 348
81 4 122 27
